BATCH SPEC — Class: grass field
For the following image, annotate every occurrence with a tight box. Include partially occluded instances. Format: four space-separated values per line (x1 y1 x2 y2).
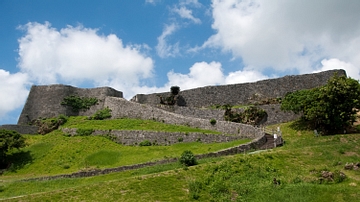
1 118 359 201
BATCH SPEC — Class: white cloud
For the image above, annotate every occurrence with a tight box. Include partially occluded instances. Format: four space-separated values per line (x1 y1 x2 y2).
130 61 272 96
17 22 154 98
0 70 29 120
145 0 160 5
166 61 225 90
156 23 180 58
225 69 268 84
202 0 360 78
172 6 201 24
180 0 201 7
315 59 360 80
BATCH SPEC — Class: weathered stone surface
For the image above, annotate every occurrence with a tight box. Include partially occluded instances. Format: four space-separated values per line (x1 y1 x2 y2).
18 84 123 125
131 69 345 108
0 124 38 134
62 128 252 146
104 97 264 139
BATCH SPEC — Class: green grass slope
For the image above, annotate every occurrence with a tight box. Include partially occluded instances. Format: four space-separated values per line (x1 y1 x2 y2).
1 120 359 201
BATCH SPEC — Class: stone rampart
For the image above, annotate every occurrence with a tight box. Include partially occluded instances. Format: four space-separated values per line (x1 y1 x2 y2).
0 124 39 134
131 69 346 107
104 97 264 139
18 84 123 125
61 128 250 146
152 104 301 126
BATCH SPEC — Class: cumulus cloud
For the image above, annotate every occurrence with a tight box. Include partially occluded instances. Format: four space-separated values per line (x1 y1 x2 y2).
0 70 29 119
18 22 154 98
131 61 272 96
202 0 360 78
315 59 360 80
225 69 268 84
166 61 225 90
172 6 201 24
156 23 180 58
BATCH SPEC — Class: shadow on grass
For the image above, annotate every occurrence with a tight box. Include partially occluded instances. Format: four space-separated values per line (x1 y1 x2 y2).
288 118 313 131
4 151 33 173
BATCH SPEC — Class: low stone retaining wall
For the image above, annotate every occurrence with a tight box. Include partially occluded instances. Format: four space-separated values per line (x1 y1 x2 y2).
104 97 264 139
62 128 249 146
0 124 38 134
21 134 266 182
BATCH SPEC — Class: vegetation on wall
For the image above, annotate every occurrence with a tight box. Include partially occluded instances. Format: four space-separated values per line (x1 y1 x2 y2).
88 107 112 120
281 74 360 134
31 114 68 135
0 129 25 168
158 86 186 106
224 105 267 126
61 95 98 112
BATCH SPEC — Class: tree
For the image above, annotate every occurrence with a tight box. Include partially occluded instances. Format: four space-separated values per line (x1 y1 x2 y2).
0 129 25 167
281 74 360 134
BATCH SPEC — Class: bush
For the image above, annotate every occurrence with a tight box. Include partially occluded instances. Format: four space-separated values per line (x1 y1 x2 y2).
89 107 112 120
179 150 197 167
76 128 94 136
210 119 217 125
178 137 184 142
170 86 180 95
0 129 25 167
139 140 152 146
61 95 98 112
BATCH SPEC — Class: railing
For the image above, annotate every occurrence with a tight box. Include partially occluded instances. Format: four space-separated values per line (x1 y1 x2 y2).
261 126 283 148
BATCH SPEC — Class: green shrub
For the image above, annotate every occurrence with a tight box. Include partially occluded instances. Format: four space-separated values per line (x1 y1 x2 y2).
170 86 180 95
139 140 152 146
89 107 112 120
0 129 25 167
179 150 197 167
178 137 184 142
210 119 217 125
61 95 98 112
76 128 94 136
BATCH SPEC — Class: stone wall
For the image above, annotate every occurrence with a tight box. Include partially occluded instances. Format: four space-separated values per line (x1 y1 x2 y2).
131 69 346 107
61 128 251 146
153 104 301 126
0 124 38 134
18 84 123 125
104 97 264 139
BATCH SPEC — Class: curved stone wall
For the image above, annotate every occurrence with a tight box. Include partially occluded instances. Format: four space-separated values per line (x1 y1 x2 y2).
104 97 264 139
18 84 123 125
131 69 346 107
61 128 251 146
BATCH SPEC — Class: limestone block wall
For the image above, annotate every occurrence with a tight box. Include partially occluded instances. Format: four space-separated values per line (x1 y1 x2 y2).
154 104 301 126
104 97 264 139
18 84 123 125
0 124 39 134
131 69 345 108
62 128 250 146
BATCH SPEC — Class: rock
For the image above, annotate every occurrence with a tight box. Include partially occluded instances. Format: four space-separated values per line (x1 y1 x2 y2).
345 163 354 170
321 171 334 181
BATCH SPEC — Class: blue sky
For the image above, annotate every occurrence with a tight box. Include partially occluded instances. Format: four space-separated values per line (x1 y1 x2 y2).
1 0 360 125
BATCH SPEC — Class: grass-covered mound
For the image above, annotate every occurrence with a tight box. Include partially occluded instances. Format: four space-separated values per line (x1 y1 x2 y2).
0 116 249 180
61 116 222 134
1 121 359 201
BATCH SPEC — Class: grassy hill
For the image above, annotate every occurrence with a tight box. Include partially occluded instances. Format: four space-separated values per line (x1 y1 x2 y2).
0 118 359 201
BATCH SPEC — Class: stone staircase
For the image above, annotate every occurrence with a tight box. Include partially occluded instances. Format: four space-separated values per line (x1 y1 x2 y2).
259 134 276 150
